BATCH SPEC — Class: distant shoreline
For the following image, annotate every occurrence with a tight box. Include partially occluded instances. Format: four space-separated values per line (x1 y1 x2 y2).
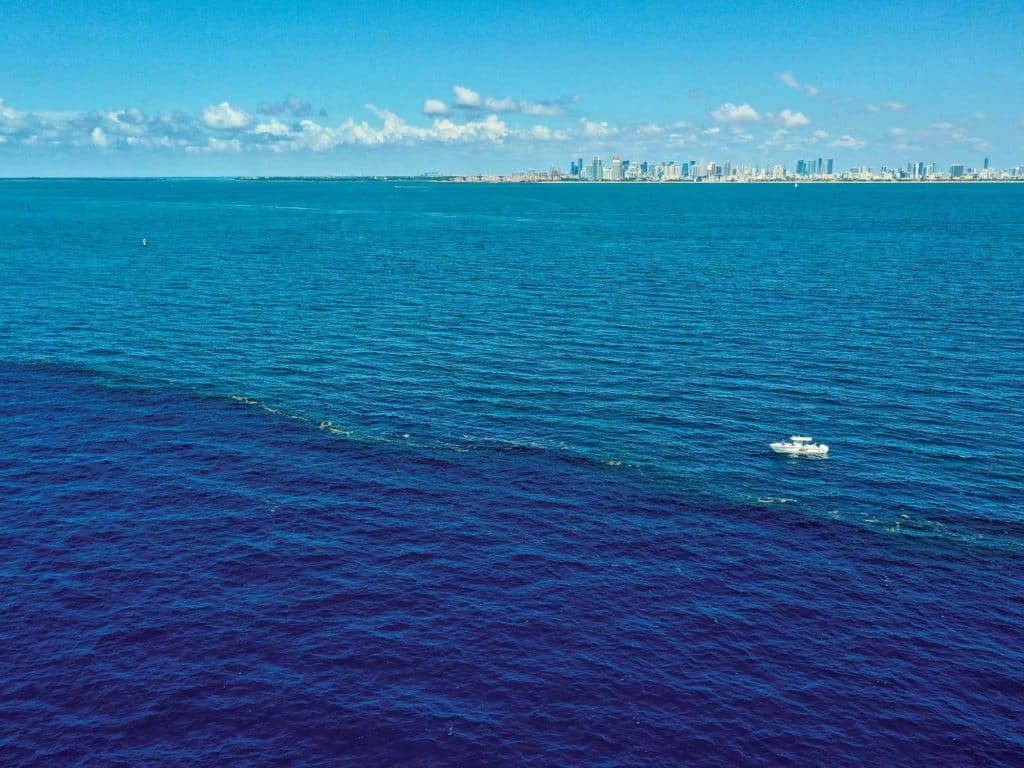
236 177 1024 185
1 176 1021 184
434 178 1024 185
235 176 1024 184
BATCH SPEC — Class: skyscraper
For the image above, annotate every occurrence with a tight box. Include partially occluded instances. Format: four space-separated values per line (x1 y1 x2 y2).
826 158 834 175
592 156 603 182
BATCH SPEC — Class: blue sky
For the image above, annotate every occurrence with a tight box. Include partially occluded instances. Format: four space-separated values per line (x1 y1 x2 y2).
1 0 1022 175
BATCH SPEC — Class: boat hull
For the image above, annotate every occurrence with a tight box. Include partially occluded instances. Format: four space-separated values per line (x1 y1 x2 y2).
770 443 828 456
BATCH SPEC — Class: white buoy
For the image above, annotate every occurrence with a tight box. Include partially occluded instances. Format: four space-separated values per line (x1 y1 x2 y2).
142 237 148 247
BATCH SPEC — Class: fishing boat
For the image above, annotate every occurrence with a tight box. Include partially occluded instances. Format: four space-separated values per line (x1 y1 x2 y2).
770 435 828 456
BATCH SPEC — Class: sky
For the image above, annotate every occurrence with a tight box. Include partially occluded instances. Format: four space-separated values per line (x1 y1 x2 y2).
1 0 1022 176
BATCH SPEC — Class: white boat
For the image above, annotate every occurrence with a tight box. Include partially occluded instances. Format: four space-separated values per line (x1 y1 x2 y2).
770 435 828 456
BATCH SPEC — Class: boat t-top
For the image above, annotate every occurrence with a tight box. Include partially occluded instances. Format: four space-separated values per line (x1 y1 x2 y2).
770 435 828 456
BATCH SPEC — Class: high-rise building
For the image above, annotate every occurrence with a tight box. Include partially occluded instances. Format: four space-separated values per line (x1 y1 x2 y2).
611 156 623 181
826 158 834 175
950 164 965 178
816 157 823 175
984 157 989 169
592 156 603 182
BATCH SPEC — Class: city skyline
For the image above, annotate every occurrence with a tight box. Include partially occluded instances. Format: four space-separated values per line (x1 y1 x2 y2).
447 153 1022 183
2 1 1023 176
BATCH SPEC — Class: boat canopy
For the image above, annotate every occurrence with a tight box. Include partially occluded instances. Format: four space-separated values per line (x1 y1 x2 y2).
789 435 813 442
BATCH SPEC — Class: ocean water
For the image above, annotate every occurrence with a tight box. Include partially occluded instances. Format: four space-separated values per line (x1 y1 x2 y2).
1 179 1022 765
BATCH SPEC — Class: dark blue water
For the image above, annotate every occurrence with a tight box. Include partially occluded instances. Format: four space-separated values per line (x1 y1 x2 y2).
2 180 1023 765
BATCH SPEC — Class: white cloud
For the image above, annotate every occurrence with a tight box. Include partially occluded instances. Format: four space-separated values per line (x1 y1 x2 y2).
921 121 992 152
581 119 618 138
254 118 291 137
0 98 28 134
104 109 146 135
887 101 907 112
422 98 448 116
201 101 251 130
635 123 665 136
866 104 881 112
776 109 809 127
974 112 986 120
208 137 242 152
813 130 829 139
777 71 821 97
729 126 754 142
889 127 908 137
484 96 517 112
703 126 721 135
831 134 866 149
526 124 568 141
711 102 760 123
432 113 510 142
452 87 574 116
453 86 482 108
251 107 515 151
156 111 196 135
666 129 697 146
90 126 109 148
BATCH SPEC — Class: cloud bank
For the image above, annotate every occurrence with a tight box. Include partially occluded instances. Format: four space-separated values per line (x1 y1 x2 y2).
2 86 969 166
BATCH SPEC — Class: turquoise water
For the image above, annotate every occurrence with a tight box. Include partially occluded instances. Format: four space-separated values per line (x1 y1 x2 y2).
2 180 1023 765
4 180 1022 543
